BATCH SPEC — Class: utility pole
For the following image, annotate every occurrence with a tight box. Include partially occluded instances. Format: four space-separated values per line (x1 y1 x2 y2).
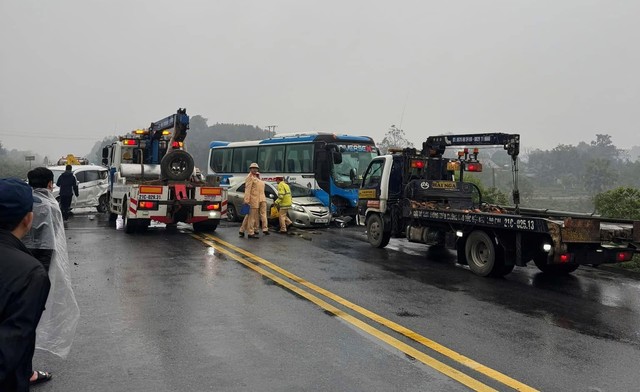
265 125 277 136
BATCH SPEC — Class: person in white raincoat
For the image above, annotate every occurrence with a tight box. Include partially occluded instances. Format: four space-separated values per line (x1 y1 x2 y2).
24 168 80 368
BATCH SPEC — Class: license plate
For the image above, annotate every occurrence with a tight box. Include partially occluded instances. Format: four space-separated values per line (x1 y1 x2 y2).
314 218 328 223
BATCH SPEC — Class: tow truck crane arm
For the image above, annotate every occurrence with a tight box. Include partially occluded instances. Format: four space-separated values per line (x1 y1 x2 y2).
149 108 189 154
422 133 520 159
422 133 521 212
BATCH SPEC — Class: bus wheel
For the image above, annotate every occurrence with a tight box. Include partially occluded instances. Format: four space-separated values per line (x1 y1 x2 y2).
465 230 500 277
533 253 579 275
367 214 390 248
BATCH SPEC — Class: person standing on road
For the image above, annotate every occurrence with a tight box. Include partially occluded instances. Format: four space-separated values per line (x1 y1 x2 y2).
0 178 51 392
55 165 78 221
275 177 293 234
241 163 263 239
23 167 80 383
255 172 270 235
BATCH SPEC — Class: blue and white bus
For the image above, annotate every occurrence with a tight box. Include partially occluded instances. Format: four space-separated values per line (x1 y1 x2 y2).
208 132 379 218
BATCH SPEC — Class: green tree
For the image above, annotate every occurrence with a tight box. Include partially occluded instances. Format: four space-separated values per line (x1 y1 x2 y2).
583 158 618 194
590 133 618 161
378 125 413 154
594 187 640 219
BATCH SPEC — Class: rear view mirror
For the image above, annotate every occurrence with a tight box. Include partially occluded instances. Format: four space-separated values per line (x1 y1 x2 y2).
332 151 342 164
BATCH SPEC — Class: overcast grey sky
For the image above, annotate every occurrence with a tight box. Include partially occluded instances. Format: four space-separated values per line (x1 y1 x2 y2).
1 0 638 160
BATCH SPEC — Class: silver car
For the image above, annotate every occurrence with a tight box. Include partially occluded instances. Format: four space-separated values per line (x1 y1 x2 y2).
226 181 331 228
50 165 110 212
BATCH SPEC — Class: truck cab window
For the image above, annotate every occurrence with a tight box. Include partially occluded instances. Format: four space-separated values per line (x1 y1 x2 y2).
363 161 384 188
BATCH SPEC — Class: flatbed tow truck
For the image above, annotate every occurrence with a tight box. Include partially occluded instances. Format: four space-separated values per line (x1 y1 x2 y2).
358 133 640 276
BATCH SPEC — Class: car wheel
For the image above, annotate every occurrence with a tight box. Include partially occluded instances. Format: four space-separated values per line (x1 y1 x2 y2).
97 194 109 213
227 204 239 222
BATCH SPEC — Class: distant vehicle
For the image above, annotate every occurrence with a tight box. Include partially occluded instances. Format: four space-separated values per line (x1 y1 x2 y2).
55 154 89 166
208 132 378 219
50 165 109 212
226 180 331 228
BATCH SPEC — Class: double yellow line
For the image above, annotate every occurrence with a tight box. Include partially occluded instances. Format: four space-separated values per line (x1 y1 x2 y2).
192 233 538 392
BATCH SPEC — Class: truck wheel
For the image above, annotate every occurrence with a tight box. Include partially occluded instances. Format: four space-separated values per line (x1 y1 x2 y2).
367 214 391 248
193 221 219 233
97 195 109 213
465 230 502 277
227 204 239 222
161 150 194 181
122 201 136 234
533 253 579 275
138 219 150 232
456 242 468 265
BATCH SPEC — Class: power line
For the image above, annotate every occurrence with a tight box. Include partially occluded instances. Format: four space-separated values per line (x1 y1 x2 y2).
0 132 102 141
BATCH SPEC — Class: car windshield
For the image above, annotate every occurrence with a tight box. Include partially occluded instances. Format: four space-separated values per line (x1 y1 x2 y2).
289 183 313 198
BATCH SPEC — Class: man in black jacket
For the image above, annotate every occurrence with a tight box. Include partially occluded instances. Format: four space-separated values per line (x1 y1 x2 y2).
0 178 51 392
55 165 79 221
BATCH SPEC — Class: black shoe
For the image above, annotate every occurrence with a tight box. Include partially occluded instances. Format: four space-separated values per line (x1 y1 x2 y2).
263 231 270 235
247 234 259 239
239 232 245 237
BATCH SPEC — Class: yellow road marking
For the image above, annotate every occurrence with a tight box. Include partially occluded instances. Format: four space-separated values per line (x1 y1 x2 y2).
195 233 539 391
192 234 496 391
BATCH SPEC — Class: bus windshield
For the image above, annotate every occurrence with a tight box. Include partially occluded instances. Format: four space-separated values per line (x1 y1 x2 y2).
332 145 378 187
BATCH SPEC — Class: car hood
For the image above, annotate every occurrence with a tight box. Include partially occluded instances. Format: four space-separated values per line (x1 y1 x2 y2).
292 196 325 207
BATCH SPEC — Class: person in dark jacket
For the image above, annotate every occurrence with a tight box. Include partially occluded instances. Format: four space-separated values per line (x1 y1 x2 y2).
55 165 78 221
0 178 51 392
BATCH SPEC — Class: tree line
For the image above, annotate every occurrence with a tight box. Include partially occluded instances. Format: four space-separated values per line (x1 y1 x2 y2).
3 123 639 219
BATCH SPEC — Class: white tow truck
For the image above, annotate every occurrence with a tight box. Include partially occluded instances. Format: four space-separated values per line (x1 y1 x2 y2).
102 108 227 233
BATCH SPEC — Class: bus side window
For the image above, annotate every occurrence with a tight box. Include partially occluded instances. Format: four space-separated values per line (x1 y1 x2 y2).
287 159 296 172
275 159 282 171
301 159 311 172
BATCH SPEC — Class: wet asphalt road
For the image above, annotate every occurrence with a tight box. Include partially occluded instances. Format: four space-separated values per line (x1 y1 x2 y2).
32 211 640 392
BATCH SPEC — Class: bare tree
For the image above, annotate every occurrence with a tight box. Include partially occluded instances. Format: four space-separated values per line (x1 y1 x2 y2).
378 125 414 154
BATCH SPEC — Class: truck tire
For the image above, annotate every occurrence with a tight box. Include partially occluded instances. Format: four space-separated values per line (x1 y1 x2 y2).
533 253 579 275
138 219 150 232
161 150 195 181
123 201 136 234
367 214 391 248
97 194 109 213
193 220 219 233
465 230 505 277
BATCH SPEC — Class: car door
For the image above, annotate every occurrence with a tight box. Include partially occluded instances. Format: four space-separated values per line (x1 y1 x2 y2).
264 184 277 216
80 169 102 207
72 171 86 207
234 184 246 216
